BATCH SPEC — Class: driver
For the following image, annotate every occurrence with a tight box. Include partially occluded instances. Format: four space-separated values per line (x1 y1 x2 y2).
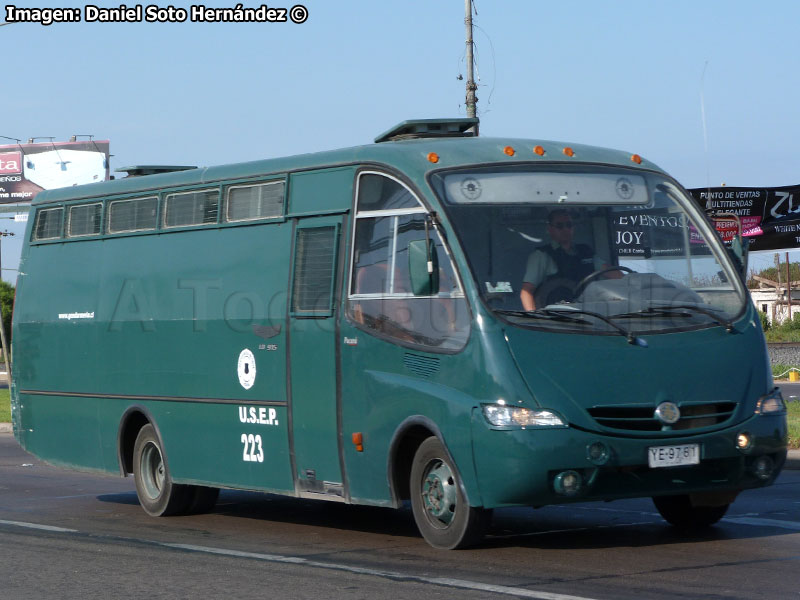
520 209 617 310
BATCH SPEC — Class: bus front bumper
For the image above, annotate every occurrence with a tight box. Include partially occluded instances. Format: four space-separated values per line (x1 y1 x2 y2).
470 410 787 509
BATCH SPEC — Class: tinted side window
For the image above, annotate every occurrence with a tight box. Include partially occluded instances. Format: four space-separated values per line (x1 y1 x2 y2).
356 174 420 211
348 173 469 351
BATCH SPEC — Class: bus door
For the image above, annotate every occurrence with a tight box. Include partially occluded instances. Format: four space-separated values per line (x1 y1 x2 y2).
288 215 347 497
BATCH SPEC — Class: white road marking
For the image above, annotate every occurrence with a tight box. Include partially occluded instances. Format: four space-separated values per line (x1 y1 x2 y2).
164 542 600 599
0 519 77 533
491 521 656 539
723 516 800 531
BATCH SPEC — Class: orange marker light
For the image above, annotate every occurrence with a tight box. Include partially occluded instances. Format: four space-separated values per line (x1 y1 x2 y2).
427 152 439 163
533 145 545 156
503 146 515 156
352 432 364 452
563 147 575 157
631 154 643 164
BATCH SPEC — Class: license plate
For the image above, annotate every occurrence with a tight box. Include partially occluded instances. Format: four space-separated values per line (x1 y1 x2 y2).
647 443 700 468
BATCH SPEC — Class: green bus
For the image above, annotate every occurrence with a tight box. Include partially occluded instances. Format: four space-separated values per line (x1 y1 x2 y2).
10 118 787 549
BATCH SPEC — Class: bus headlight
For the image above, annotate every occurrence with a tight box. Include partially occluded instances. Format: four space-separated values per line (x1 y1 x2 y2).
755 389 786 415
482 404 566 428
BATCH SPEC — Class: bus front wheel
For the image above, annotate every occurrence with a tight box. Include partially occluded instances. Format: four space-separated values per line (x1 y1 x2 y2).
653 494 729 528
410 437 489 549
133 424 190 516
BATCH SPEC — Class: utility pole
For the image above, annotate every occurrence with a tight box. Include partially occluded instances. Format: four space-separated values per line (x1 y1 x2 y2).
787 251 792 322
464 0 478 134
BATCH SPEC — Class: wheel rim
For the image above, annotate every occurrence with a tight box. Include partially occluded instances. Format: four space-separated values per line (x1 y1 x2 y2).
140 442 165 500
421 459 458 529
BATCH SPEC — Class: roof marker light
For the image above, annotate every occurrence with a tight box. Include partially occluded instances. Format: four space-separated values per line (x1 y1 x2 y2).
533 145 546 156
427 152 439 164
631 154 643 164
563 147 575 157
503 146 515 156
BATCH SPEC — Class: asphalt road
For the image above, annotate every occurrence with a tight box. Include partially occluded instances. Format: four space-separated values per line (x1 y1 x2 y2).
779 381 800 399
1 434 799 600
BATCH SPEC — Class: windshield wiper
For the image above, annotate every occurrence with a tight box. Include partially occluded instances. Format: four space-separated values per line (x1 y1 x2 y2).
614 305 734 333
494 309 591 325
541 308 647 345
496 308 646 346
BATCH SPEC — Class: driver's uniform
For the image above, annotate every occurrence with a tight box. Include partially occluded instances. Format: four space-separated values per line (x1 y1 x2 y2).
522 242 605 305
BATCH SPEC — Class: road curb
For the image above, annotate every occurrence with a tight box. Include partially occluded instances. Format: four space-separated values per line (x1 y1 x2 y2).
0 423 11 434
786 449 800 470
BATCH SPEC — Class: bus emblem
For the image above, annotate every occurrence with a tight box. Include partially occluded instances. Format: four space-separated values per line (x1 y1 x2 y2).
237 348 257 390
654 402 680 425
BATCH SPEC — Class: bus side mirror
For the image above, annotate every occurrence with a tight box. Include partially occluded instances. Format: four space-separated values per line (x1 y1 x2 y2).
408 239 439 296
730 235 749 282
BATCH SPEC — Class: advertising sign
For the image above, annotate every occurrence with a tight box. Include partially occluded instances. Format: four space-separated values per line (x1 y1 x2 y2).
0 140 110 204
612 209 696 258
688 185 800 252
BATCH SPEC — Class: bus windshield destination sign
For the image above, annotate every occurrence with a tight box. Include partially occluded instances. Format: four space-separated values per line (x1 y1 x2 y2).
10 118 788 549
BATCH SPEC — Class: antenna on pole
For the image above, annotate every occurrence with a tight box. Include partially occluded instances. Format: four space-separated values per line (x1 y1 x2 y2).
464 0 478 135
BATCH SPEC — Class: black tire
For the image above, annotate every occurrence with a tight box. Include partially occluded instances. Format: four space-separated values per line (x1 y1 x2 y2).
409 437 490 549
653 494 729 528
132 424 190 516
185 486 220 514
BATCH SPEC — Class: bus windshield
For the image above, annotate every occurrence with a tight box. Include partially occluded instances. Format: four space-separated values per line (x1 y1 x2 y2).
431 165 747 335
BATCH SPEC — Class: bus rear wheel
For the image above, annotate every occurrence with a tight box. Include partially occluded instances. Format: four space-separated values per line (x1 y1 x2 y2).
133 424 190 516
653 494 729 528
409 437 489 549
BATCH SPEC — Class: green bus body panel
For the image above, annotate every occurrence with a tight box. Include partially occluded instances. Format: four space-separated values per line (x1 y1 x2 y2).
339 318 481 505
288 168 354 215
16 394 293 490
503 321 768 431
15 225 292 400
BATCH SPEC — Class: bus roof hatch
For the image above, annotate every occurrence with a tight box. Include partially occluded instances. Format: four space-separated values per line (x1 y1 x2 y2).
374 118 479 143
115 165 198 177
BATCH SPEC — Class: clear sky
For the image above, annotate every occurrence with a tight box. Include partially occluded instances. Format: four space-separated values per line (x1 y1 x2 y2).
1 0 798 280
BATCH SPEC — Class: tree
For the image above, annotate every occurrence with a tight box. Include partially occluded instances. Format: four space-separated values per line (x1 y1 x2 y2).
759 310 770 332
0 280 14 353
747 262 800 289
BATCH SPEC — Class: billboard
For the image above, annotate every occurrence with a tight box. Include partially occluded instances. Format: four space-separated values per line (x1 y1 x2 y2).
0 139 110 204
688 184 800 252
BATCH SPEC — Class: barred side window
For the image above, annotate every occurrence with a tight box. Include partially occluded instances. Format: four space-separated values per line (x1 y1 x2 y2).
164 189 219 228
107 197 158 233
226 181 284 222
291 225 338 316
32 207 64 241
67 203 102 237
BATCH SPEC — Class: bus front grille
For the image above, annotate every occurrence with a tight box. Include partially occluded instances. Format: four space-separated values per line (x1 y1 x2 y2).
588 402 737 432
